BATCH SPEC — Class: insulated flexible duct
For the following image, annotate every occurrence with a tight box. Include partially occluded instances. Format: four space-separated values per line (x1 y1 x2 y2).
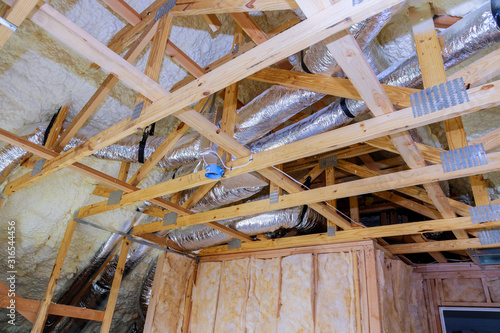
168 201 326 251
233 3 404 145
250 3 500 153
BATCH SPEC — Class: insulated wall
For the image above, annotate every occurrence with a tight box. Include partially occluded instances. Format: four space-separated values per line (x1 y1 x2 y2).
185 241 379 333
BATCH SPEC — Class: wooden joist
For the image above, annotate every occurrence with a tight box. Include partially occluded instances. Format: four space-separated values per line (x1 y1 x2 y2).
197 216 500 256
248 68 417 108
45 105 69 149
70 80 500 222
3 0 403 197
385 238 495 254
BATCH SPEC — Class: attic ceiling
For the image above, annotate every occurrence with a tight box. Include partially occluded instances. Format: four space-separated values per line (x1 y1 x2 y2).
0 0 499 331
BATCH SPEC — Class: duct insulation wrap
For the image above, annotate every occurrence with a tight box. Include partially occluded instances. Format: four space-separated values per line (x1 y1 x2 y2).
232 2 405 145
139 262 157 319
168 201 326 251
250 3 500 153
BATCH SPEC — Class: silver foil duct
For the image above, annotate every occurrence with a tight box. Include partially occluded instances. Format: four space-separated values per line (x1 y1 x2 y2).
46 214 147 332
139 262 156 318
168 202 325 251
250 3 500 153
0 123 45 184
232 3 405 145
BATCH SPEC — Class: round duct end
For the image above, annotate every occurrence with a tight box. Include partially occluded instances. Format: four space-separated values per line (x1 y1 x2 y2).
205 164 224 179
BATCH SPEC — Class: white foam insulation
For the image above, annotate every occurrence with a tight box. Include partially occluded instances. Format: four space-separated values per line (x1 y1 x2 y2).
0 0 499 331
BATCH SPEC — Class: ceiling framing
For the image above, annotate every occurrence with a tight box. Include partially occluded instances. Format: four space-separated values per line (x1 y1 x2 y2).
0 0 499 331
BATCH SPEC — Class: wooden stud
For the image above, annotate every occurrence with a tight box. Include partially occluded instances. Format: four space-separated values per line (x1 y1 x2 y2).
181 261 197 333
0 281 36 323
100 239 131 332
363 245 382 332
31 219 77 333
117 162 131 182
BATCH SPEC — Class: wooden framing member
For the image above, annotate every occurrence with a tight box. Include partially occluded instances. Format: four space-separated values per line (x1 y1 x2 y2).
2 0 404 196
44 105 69 149
198 216 500 257
202 14 222 32
100 239 131 332
54 21 159 152
248 68 417 108
0 127 191 215
230 12 268 45
31 219 77 333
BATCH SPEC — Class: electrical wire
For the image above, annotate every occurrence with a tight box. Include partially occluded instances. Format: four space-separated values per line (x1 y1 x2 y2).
202 150 253 171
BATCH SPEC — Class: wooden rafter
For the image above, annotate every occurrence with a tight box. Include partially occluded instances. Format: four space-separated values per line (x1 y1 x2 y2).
101 0 142 26
0 0 39 48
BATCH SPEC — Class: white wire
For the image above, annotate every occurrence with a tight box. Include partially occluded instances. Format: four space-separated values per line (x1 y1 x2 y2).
270 166 366 228
203 150 254 171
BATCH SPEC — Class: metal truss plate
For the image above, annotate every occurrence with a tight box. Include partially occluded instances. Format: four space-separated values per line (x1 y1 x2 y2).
154 0 176 22
31 158 46 177
269 190 279 204
327 225 336 237
477 228 500 245
410 77 469 118
469 204 500 224
228 238 242 249
107 190 123 206
440 143 487 173
319 155 337 170
163 212 178 226
131 101 144 120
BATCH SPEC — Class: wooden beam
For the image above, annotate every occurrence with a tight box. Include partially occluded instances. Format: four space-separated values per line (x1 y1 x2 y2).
248 68 417 108
139 151 500 231
54 20 158 152
202 14 222 32
3 0 402 195
100 239 130 332
102 0 142 25
385 238 497 254
0 0 39 48
171 0 298 15
0 295 104 322
31 219 77 333
45 106 69 149
0 128 190 215
198 217 500 256
117 161 131 182
71 80 500 222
